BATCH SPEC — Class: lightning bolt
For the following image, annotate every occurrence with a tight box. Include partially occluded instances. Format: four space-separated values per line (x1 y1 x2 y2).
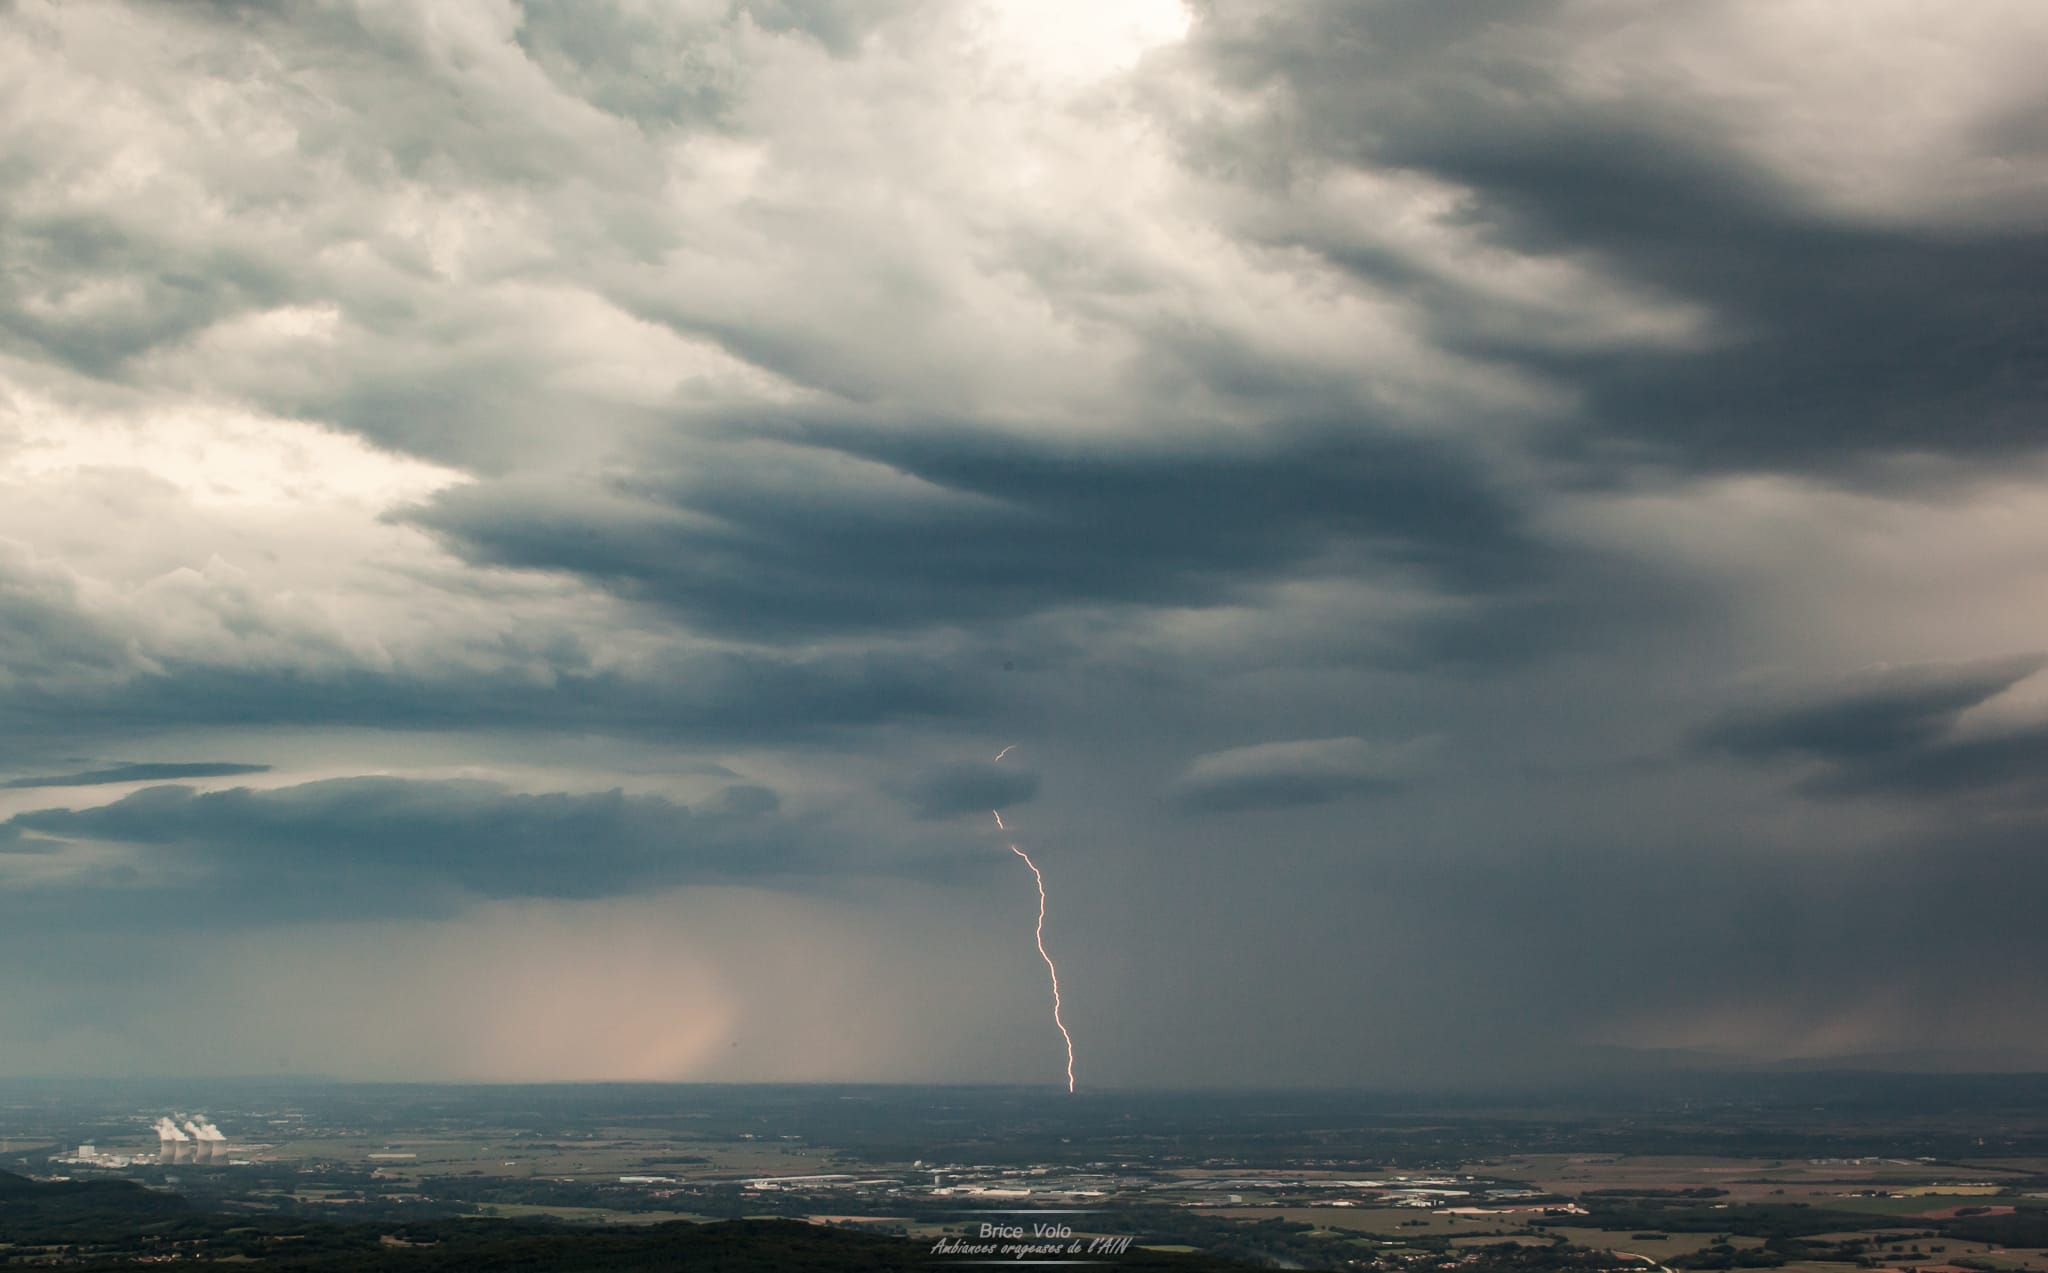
992 746 1075 1093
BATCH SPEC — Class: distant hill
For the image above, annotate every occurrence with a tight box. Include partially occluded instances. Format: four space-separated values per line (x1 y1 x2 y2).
0 1170 1251 1271
0 1167 189 1214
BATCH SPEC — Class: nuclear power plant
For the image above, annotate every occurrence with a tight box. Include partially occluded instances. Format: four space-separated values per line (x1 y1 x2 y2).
153 1115 229 1163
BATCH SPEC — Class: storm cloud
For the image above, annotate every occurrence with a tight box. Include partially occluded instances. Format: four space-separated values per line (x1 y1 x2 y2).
409 419 1533 640
3 761 272 789
2 0 2047 1085
1701 658 2048 801
1184 0 2048 476
4 776 802 911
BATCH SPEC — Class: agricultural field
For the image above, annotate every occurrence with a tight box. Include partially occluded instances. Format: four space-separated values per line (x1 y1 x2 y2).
9 1077 2048 1270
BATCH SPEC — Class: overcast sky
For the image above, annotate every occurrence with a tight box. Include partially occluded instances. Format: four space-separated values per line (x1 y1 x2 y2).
3 0 2046 1089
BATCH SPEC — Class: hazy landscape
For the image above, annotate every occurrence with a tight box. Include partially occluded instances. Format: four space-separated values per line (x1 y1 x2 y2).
7 1077 2048 1269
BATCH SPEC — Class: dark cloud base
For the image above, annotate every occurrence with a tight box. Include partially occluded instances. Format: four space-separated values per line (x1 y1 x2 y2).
4 776 800 913
1194 0 2048 478
3 761 273 789
409 418 1533 641
1700 657 2048 802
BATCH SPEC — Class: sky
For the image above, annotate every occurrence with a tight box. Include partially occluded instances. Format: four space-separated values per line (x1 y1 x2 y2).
2 0 2046 1089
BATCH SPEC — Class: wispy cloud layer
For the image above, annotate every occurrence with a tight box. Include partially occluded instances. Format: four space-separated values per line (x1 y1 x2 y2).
3 762 272 789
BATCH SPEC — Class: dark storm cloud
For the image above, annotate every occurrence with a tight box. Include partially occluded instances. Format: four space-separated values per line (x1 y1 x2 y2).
1188 0 2048 476
410 419 1533 641
1172 736 1400 813
897 761 1038 820
0 645 979 741
1431 153 2045 478
1700 657 2048 801
1700 658 2044 761
4 776 798 907
3 762 272 789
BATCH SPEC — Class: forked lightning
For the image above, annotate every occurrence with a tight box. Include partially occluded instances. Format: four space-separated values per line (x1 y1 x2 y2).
992 747 1076 1093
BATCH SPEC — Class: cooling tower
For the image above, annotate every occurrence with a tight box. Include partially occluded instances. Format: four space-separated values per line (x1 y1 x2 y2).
153 1115 190 1163
186 1119 228 1163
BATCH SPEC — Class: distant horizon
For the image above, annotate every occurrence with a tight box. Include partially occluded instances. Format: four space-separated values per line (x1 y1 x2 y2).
14 1058 2048 1095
